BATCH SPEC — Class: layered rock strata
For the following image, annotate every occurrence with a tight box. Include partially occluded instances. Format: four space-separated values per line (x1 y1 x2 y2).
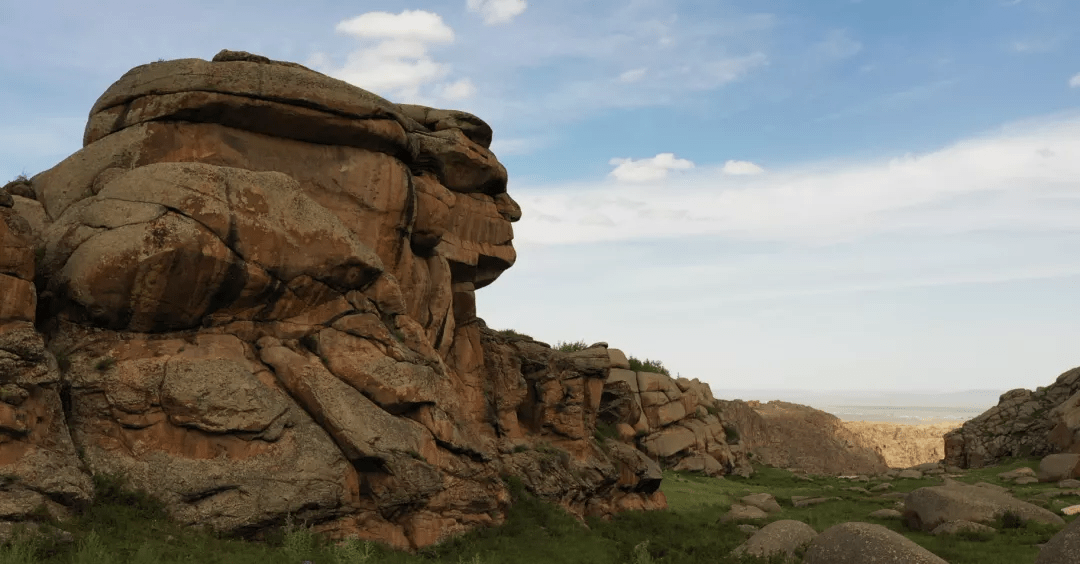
0 50 664 550
601 357 753 477
945 367 1080 469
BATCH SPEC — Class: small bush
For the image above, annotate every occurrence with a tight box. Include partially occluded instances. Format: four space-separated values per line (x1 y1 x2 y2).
495 328 532 340
627 356 670 376
512 444 529 453
1000 510 1024 529
723 424 740 443
555 340 589 353
94 356 116 371
705 404 720 417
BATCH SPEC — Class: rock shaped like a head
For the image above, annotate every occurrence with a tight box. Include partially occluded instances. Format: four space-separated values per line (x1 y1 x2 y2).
36 49 519 338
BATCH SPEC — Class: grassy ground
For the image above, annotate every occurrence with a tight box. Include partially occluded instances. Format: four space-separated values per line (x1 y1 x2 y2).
0 459 1074 563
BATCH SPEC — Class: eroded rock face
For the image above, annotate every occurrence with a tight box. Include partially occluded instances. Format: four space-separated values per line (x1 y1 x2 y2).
717 400 890 476
600 363 753 477
0 50 663 549
944 367 1080 469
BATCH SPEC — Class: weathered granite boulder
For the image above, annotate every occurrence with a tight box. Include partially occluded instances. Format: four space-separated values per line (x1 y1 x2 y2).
903 480 1064 532
1037 514 1080 564
802 522 948 564
945 367 1080 469
0 50 664 550
729 519 816 563
1038 453 1080 483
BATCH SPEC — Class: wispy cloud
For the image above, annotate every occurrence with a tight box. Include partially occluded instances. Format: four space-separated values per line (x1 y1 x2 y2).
814 29 863 60
511 114 1080 245
308 10 472 104
722 160 765 175
467 0 528 25
619 68 648 83
1009 37 1062 53
608 153 695 182
1070 72 1080 88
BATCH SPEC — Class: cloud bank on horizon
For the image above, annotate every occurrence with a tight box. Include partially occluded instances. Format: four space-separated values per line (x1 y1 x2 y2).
1 0 1078 394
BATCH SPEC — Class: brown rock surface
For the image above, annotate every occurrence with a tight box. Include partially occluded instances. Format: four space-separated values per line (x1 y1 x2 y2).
903 481 1065 531
803 522 948 564
945 366 1080 469
840 421 959 468
0 50 664 550
718 400 889 475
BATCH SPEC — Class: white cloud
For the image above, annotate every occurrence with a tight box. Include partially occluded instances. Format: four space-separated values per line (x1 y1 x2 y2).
701 52 768 84
511 115 1080 245
308 11 473 104
1070 73 1080 88
608 153 695 182
815 29 862 59
619 68 648 83
438 78 477 100
467 0 527 25
722 160 765 175
335 10 454 42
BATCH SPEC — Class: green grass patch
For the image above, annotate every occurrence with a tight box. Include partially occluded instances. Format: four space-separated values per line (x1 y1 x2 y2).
494 328 532 340
0 458 1072 563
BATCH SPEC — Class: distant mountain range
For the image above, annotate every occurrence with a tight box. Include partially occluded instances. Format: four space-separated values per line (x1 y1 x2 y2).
710 388 1005 411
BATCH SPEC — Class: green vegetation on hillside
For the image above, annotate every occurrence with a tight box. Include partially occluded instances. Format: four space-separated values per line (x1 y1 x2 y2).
2 457 1068 563
628 356 670 376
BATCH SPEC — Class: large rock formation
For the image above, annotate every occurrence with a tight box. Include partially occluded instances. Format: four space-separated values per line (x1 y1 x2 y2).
0 50 664 550
945 367 1080 469
601 361 753 477
717 400 890 475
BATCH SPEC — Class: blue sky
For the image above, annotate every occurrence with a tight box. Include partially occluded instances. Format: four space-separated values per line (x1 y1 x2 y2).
2 0 1079 395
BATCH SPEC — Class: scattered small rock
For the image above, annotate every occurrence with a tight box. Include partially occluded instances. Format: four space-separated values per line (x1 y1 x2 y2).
793 497 835 508
741 493 782 513
1015 477 1040 485
897 469 923 479
997 466 1036 480
869 509 902 519
737 524 760 534
1058 479 1080 489
870 483 893 492
719 503 769 522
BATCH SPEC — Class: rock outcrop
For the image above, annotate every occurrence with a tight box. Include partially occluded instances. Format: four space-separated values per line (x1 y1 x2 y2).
0 50 664 550
717 400 890 475
840 421 958 469
601 364 753 477
945 366 1080 469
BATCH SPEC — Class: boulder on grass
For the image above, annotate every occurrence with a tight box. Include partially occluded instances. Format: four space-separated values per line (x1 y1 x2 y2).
803 522 948 564
1036 515 1080 564
904 481 1064 531
1038 453 1080 483
730 519 816 563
